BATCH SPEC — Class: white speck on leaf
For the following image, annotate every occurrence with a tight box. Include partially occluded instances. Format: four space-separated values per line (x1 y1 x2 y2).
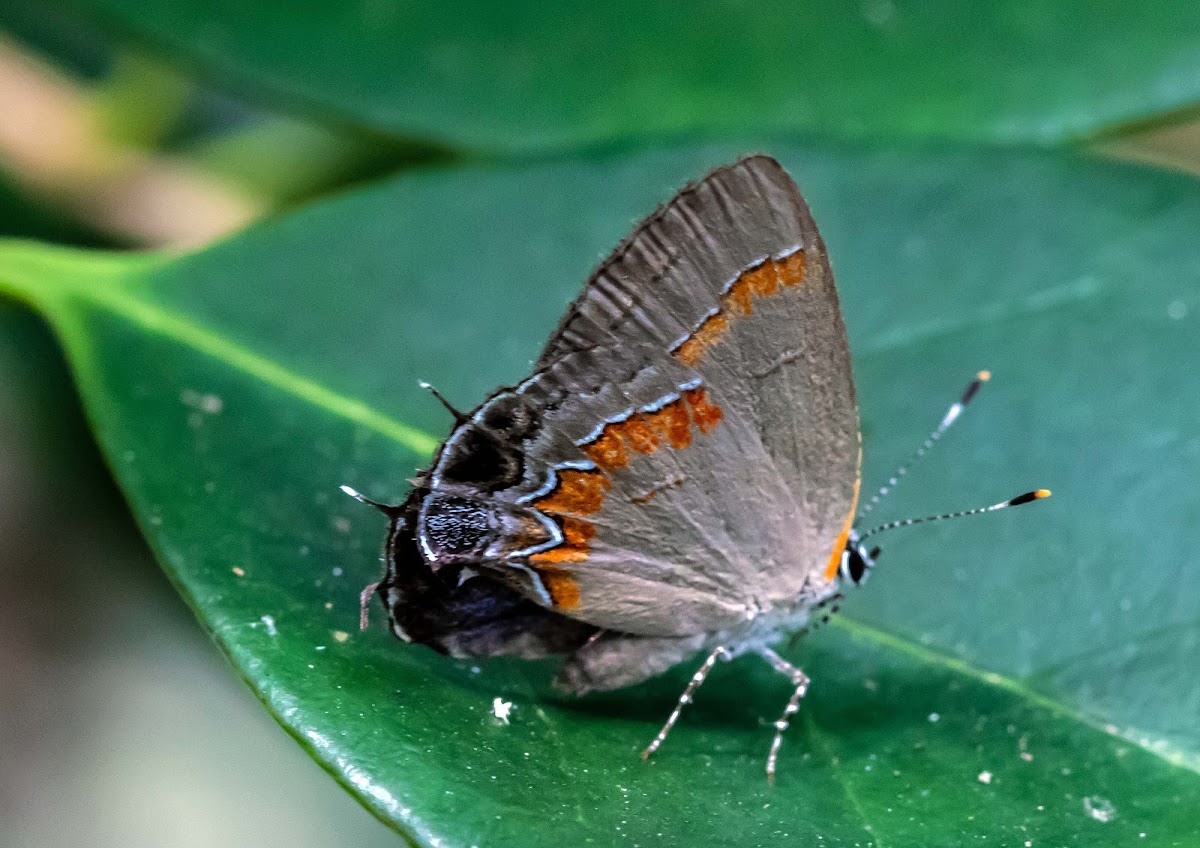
333 630 350 643
259 614 277 636
861 0 895 27
492 698 514 725
1168 299 1187 320
928 712 940 723
1083 796 1116 823
180 389 223 414
978 771 993 784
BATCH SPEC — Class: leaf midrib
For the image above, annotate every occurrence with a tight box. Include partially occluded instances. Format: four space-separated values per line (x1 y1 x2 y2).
71 283 439 456
5 260 1195 781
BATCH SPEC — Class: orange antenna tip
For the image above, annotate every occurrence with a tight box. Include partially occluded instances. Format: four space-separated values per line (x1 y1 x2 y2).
1006 489 1052 507
977 370 992 382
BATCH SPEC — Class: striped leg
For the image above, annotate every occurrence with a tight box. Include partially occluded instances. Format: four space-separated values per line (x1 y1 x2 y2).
642 646 730 759
758 647 811 781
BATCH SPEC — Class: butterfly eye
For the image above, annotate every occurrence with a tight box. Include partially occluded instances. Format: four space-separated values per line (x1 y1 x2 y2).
840 546 872 586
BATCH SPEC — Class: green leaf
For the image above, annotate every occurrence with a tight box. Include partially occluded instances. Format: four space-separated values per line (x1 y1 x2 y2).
43 0 1200 152
1 144 1197 845
0 171 114 475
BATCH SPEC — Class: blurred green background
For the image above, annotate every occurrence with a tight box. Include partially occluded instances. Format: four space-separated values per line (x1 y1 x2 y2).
2 3 1199 847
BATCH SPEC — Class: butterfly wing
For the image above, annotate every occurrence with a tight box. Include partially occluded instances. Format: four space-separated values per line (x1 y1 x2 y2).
414 157 859 639
541 156 859 564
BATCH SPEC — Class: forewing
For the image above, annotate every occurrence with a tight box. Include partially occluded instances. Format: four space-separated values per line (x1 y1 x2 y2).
539 156 861 590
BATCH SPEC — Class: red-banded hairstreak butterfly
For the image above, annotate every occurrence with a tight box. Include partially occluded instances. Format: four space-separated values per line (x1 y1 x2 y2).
344 156 1050 778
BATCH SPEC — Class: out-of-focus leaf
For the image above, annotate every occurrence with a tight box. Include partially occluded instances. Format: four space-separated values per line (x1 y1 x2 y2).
43 0 1200 152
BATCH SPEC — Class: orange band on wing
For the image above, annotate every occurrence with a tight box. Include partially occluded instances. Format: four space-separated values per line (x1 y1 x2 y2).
534 469 610 515
533 563 581 610
528 387 726 609
674 250 806 366
530 517 595 564
823 475 861 582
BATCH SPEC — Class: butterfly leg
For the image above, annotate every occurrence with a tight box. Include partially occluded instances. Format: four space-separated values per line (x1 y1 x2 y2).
358 581 381 631
758 646 810 781
642 645 731 759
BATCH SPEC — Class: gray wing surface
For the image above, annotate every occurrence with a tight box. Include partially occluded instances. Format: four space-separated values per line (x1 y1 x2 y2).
492 158 860 636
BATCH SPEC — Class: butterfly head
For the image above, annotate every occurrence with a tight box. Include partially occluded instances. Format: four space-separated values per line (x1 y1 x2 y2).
840 371 1050 591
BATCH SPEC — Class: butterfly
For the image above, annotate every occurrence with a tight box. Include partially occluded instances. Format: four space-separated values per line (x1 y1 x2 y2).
346 156 1048 777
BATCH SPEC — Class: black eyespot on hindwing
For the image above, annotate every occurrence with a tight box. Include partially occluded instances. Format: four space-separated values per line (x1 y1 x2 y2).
438 426 521 490
481 394 536 439
422 495 491 557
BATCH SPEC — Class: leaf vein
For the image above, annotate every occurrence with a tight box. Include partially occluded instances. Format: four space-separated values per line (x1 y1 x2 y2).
803 717 886 848
75 286 440 457
831 616 1200 776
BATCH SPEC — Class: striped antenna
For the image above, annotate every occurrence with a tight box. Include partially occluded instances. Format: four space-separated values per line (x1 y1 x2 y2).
857 489 1051 542
856 370 991 523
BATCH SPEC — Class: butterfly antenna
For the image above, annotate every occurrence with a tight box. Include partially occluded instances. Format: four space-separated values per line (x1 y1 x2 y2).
856 370 991 523
340 484 403 517
857 489 1051 542
341 486 407 631
418 380 469 424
